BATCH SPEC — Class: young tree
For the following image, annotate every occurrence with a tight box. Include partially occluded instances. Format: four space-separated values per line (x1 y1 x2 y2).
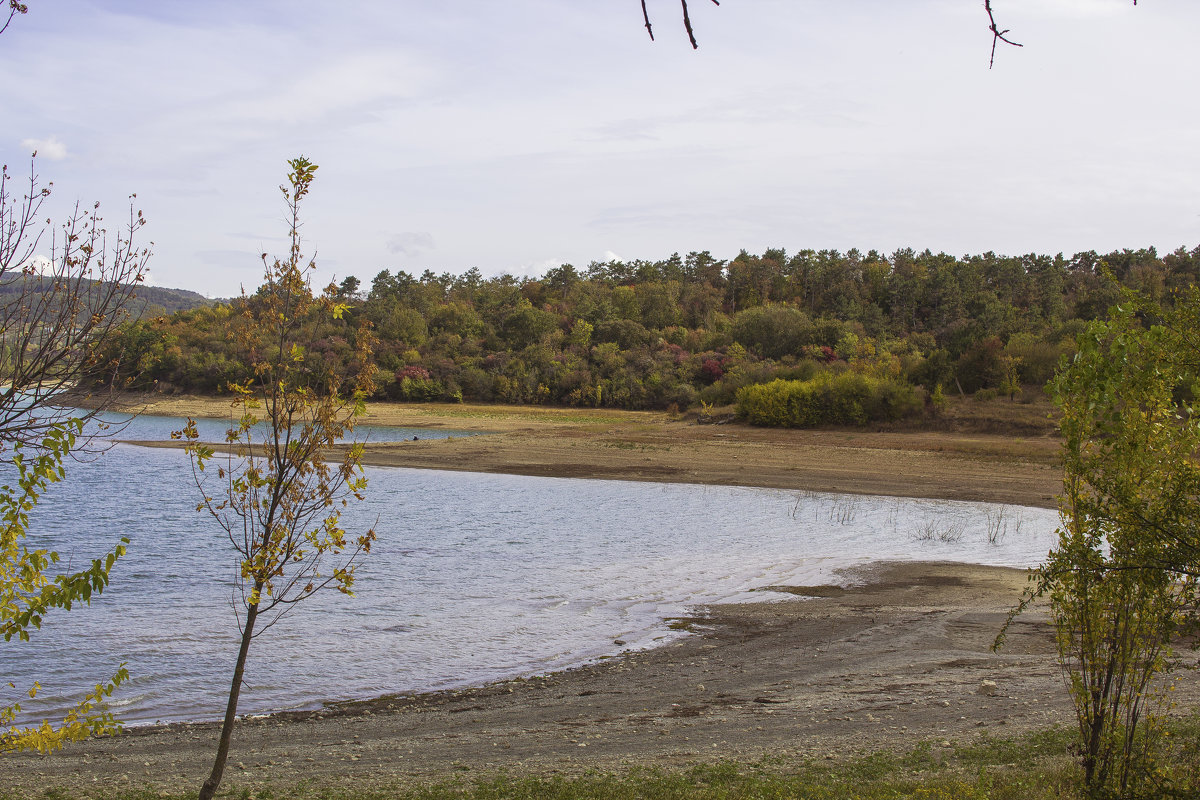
179 158 377 800
0 155 150 752
0 156 152 457
1004 285 1200 796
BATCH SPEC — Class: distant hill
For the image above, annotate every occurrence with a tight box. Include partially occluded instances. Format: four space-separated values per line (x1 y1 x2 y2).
0 276 212 320
125 284 213 316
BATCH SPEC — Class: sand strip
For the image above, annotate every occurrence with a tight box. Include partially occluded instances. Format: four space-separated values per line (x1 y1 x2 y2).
110 394 1064 509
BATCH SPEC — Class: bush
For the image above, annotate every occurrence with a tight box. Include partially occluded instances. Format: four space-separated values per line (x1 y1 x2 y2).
730 305 815 359
736 373 922 428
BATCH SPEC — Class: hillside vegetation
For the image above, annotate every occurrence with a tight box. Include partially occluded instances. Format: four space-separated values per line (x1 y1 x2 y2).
0 274 209 319
92 245 1198 424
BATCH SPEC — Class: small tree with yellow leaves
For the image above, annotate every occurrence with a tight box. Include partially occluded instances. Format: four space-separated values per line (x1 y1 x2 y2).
0 421 128 753
179 158 376 800
0 154 150 754
1004 284 1200 797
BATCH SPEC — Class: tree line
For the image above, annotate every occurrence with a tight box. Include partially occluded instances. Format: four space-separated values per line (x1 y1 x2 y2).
95 244 1200 422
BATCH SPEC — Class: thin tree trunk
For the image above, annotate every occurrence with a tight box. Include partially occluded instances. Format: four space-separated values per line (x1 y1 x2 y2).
199 600 260 800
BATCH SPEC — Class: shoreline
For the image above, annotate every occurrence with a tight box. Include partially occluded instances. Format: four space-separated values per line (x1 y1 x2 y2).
4 394 1083 790
0 560 1115 794
102 392 1064 509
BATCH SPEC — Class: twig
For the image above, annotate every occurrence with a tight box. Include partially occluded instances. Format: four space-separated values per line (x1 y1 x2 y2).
0 2 29 39
681 0 698 49
641 0 654 41
681 0 720 50
984 0 1023 69
642 0 719 49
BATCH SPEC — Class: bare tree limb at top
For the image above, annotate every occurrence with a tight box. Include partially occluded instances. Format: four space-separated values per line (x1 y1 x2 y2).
984 0 1138 69
984 0 1023 69
641 0 719 49
641 1 1138 63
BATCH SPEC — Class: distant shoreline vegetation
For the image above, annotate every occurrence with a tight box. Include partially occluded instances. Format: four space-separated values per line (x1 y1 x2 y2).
90 245 1198 427
0 273 210 319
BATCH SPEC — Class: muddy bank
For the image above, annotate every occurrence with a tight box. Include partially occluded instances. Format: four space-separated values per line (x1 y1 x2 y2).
110 394 1063 509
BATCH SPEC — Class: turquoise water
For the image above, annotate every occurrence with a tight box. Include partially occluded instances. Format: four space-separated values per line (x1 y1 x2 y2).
1 416 1059 725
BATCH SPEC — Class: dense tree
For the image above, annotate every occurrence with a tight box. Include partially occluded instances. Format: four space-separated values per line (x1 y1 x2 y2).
97 242 1200 425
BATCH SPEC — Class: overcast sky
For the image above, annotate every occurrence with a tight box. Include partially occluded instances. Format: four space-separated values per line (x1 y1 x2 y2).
2 1 1197 297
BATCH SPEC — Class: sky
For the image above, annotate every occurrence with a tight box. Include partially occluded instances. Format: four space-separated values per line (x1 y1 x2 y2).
2 0 1198 297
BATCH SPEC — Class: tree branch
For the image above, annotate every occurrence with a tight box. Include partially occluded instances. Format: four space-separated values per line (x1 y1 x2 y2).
641 0 654 41
984 0 1023 70
0 2 28 39
641 0 719 49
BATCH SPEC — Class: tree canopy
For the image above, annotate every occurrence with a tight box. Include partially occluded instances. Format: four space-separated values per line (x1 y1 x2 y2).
97 244 1199 428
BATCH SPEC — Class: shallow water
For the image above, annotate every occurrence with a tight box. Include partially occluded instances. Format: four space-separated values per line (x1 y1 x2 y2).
1 416 1059 726
102 410 472 444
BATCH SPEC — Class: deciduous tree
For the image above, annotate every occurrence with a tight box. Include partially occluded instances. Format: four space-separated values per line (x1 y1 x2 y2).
179 158 377 800
1003 284 1200 796
0 154 149 751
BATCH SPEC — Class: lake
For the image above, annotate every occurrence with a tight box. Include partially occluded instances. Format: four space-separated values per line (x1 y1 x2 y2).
1 414 1059 726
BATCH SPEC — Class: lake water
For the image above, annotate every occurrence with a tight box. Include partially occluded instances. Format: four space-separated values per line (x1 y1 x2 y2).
2 415 1060 726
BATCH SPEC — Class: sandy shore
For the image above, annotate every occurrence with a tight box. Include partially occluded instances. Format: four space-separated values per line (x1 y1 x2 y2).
113 394 1063 509
3 561 1131 794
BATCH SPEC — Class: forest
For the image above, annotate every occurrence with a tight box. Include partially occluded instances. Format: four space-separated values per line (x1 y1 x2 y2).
94 244 1200 426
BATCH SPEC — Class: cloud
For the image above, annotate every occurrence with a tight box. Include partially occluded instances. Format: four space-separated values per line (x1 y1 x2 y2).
386 231 435 257
511 258 566 278
20 136 68 160
19 255 54 275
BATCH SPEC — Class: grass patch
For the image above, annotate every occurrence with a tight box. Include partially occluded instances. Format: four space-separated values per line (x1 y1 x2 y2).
601 440 671 452
21 721 1200 799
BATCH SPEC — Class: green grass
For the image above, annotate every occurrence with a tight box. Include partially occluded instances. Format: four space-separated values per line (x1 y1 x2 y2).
17 721 1200 800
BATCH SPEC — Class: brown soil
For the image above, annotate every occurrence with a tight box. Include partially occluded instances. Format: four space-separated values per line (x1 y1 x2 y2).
113 393 1063 509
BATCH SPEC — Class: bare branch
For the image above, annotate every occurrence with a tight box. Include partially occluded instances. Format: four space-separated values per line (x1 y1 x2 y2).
0 156 151 463
984 0 1023 70
681 0 698 49
641 0 719 49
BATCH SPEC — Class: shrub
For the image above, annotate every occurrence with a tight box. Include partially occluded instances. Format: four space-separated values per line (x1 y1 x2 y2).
736 373 922 428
